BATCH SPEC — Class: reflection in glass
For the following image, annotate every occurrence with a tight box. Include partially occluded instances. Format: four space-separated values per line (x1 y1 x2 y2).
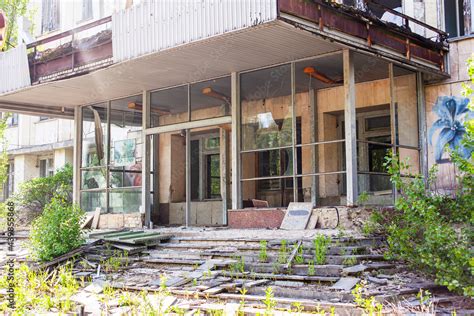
241 178 294 208
80 191 106 213
240 64 292 151
150 85 188 127
82 104 107 167
191 76 230 120
81 169 106 189
110 96 143 189
109 189 141 213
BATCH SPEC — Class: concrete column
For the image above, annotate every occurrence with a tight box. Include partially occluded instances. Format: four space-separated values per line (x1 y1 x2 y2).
231 72 241 210
343 49 358 207
13 154 38 193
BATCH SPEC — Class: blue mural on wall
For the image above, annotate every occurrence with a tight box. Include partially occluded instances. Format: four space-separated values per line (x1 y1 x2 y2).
429 96 473 163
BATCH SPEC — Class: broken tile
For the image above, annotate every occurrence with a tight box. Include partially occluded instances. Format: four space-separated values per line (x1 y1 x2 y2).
331 277 360 291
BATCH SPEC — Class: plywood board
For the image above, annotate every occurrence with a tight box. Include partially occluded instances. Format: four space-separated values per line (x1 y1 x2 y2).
280 203 313 230
91 207 101 229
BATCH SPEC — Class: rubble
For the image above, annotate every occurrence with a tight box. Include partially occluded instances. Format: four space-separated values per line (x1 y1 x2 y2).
0 227 472 315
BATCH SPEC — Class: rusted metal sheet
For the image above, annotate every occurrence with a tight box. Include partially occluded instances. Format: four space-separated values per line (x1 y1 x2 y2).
28 20 113 84
0 45 31 94
278 0 447 69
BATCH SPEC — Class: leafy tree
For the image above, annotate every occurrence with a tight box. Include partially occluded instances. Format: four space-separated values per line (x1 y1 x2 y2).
12 163 73 214
0 0 30 51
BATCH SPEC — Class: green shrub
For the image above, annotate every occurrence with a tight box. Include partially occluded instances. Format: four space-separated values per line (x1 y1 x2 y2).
313 234 330 265
383 154 473 296
13 164 73 214
30 195 85 262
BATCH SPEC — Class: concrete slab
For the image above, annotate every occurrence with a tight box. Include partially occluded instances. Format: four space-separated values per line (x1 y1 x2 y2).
280 202 313 230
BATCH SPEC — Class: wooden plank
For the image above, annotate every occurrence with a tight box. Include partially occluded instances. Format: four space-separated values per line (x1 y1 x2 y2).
91 207 101 230
33 240 101 271
284 240 302 270
81 212 94 229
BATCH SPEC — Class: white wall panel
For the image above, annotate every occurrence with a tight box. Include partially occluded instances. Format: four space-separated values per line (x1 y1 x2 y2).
0 45 31 94
112 0 277 62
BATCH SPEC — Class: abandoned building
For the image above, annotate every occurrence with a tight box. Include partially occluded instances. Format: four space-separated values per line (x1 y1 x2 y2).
0 0 472 228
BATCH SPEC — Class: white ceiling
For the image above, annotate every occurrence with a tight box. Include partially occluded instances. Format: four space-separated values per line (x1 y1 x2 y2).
0 20 343 113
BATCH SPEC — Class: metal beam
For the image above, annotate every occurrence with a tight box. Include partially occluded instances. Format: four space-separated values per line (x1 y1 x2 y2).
389 63 399 202
291 62 298 202
417 72 429 182
142 90 151 227
185 129 191 227
309 88 319 207
72 106 82 204
231 72 241 210
343 49 358 206
144 116 231 135
0 101 74 119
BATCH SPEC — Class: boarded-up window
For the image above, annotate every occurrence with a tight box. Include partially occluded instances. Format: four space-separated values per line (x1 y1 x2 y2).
82 0 93 21
41 0 60 33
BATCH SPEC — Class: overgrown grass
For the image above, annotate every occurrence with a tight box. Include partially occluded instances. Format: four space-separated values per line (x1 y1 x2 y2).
0 263 80 314
313 234 331 265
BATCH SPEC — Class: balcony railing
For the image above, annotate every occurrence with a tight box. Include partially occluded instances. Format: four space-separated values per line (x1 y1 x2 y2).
27 16 113 84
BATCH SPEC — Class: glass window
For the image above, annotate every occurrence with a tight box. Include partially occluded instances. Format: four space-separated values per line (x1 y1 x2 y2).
191 76 230 121
110 95 143 189
241 64 292 151
240 64 292 207
80 96 143 214
80 191 106 213
82 104 107 167
150 85 188 127
41 0 60 34
190 132 221 201
39 158 54 178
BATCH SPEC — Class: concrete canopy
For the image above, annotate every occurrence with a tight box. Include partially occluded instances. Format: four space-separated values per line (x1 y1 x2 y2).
0 21 343 117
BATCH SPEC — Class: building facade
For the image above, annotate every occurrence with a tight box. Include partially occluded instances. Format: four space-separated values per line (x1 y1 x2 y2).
0 113 74 201
0 0 472 228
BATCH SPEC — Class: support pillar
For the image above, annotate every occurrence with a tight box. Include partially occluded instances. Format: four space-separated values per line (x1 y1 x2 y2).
72 106 82 204
142 90 151 227
343 49 358 206
417 72 429 182
231 72 241 210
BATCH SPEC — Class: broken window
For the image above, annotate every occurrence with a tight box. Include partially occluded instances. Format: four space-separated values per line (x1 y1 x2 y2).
444 0 464 37
41 0 60 34
80 97 143 214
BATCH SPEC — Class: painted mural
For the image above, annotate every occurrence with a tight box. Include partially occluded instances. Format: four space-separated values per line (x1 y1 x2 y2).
429 96 473 163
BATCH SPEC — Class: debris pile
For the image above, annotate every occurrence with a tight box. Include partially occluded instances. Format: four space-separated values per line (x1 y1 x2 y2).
1 228 472 314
